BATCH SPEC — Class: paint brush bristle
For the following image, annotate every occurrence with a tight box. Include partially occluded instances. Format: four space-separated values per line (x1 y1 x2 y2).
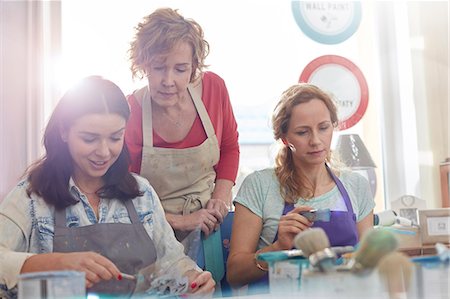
352 228 398 272
377 251 414 297
294 228 330 257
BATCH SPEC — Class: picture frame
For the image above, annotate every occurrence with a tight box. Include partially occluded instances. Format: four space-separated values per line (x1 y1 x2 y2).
419 208 450 245
399 207 419 226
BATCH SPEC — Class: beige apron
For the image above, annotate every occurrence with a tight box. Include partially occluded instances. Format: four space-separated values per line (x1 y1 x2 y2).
139 81 220 241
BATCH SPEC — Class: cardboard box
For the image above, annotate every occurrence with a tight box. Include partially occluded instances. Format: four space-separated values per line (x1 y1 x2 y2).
387 225 422 249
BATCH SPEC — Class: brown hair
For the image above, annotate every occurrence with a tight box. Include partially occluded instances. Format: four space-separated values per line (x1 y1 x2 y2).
272 83 339 203
26 76 143 209
129 8 209 82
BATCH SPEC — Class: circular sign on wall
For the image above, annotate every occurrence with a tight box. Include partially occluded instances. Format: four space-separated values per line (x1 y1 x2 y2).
291 1 362 44
299 55 369 130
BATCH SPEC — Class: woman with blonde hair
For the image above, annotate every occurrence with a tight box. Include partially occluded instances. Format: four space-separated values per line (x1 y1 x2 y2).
125 8 239 248
227 83 374 294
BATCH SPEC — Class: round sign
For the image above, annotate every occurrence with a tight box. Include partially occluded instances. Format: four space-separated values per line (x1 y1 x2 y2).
291 1 362 44
299 55 369 130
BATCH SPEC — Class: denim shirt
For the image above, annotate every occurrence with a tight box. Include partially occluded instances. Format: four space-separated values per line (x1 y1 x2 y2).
0 174 198 297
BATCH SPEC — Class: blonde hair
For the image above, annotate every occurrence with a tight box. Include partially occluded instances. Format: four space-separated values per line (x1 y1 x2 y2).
272 83 339 203
129 8 209 82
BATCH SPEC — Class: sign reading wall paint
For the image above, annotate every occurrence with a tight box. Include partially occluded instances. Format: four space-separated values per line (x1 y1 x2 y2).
291 1 362 44
300 55 369 130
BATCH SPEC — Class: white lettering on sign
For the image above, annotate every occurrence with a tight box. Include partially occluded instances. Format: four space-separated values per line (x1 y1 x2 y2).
337 100 354 108
304 2 350 11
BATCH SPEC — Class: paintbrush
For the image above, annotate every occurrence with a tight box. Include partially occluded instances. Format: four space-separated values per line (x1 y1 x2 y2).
294 227 330 257
119 272 136 280
342 228 398 274
377 251 414 298
300 209 331 222
294 227 336 272
256 249 304 262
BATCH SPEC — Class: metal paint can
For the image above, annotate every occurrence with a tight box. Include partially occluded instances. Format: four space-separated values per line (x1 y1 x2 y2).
18 271 85 299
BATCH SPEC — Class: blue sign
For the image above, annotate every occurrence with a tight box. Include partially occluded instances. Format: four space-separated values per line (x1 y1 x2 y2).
291 1 362 44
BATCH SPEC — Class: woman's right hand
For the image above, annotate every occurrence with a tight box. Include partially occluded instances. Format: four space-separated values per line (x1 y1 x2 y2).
22 251 121 288
275 206 314 250
56 252 121 288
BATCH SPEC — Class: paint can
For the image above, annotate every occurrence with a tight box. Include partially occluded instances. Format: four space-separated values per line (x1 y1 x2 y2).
18 271 85 299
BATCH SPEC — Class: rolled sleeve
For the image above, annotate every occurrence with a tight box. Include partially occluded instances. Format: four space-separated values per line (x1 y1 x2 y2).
0 182 34 290
0 250 35 289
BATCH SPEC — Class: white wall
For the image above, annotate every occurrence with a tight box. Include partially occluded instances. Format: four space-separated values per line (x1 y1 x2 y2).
0 1 61 200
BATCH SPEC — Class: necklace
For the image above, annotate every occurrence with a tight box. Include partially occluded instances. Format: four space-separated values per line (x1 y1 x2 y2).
73 179 99 195
163 112 182 128
162 110 183 128
77 187 97 195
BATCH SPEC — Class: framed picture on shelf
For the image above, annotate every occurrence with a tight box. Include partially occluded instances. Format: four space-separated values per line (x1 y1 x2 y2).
419 208 450 245
399 208 419 226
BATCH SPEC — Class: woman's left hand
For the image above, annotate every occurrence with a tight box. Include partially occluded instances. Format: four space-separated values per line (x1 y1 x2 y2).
206 198 229 223
184 270 215 297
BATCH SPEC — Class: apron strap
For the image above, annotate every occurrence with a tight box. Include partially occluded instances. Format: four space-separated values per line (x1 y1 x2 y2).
325 164 354 215
54 206 67 229
187 81 215 138
181 194 203 215
141 87 153 148
141 78 216 151
123 199 140 224
54 199 140 228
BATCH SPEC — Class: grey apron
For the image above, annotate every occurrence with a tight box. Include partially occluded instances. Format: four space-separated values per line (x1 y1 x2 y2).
53 199 157 296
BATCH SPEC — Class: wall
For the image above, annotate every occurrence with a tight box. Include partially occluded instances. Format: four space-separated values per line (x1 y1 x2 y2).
409 1 449 207
0 1 38 200
0 1 448 210
376 1 448 208
0 1 61 200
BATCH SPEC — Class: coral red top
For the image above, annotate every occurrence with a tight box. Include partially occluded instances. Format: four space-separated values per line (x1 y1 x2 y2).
125 71 240 182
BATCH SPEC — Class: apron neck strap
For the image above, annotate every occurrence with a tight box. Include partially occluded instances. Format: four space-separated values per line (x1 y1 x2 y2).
54 206 66 228
282 164 354 215
123 199 140 223
141 79 215 149
141 87 153 147
325 164 354 214
187 81 215 137
54 198 140 227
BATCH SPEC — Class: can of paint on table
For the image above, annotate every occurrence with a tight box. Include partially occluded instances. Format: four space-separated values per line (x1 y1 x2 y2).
18 271 85 299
